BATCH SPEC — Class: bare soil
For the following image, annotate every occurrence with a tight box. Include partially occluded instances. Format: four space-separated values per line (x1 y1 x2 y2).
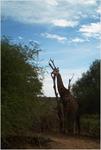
2 133 100 149
25 133 100 149
48 133 100 149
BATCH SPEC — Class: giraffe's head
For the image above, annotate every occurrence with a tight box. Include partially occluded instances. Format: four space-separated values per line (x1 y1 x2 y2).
51 68 59 76
49 59 59 77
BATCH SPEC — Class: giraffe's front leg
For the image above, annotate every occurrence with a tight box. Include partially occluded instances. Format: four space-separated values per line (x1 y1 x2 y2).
63 112 67 133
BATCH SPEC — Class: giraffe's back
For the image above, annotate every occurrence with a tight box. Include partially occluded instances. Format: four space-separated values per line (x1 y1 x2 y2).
63 94 79 114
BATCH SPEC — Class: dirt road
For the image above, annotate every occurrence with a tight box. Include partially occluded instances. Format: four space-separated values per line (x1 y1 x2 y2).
25 133 100 149
3 133 100 149
49 134 100 149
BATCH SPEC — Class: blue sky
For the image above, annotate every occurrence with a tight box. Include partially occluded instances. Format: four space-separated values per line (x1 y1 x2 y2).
1 0 101 96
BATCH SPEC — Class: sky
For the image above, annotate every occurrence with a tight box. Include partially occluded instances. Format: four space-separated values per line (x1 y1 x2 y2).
1 0 101 96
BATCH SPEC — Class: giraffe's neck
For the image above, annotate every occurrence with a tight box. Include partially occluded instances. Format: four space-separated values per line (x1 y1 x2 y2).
57 73 65 94
57 73 64 87
56 73 70 98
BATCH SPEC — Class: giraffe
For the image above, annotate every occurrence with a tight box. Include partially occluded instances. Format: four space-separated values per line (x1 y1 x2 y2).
49 59 80 134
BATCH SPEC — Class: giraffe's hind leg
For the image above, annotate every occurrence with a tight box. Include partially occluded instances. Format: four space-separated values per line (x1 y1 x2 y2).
76 113 80 135
66 113 74 134
73 120 76 135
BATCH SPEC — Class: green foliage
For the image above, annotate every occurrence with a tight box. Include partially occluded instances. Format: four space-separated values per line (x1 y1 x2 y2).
1 37 42 103
81 114 100 138
1 37 43 137
31 98 58 132
72 60 100 114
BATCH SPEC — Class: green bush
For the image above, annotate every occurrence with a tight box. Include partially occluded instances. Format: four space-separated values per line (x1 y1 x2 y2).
1 37 43 138
81 114 100 138
72 60 100 114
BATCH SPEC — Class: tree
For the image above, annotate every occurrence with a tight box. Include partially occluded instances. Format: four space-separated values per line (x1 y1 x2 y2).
1 36 43 137
72 60 100 114
1 37 42 103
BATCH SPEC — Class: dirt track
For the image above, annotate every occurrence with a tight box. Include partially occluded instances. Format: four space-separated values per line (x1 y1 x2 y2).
49 134 100 149
25 133 100 149
3 133 99 149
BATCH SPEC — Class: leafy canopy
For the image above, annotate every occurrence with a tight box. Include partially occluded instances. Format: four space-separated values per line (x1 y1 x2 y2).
72 60 100 114
1 36 43 136
1 36 43 103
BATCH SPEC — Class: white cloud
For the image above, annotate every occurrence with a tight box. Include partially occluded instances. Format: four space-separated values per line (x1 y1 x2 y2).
41 32 67 43
1 0 99 27
51 19 78 27
45 0 58 6
79 22 101 38
42 74 53 97
18 36 23 40
71 37 85 43
77 0 97 5
96 6 101 14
